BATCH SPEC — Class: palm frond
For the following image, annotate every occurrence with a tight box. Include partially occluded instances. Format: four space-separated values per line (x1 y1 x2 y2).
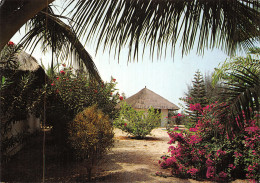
68 0 260 61
216 65 260 135
20 6 101 82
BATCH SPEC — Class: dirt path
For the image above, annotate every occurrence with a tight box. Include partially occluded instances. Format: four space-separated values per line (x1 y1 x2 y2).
95 128 205 183
1 128 245 182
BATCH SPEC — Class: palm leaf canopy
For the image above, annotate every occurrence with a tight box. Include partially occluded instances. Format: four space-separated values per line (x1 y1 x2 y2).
215 55 259 135
20 5 101 81
68 0 260 61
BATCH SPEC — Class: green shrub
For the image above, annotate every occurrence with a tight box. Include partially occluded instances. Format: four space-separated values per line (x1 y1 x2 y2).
46 67 120 146
114 102 161 139
67 105 114 180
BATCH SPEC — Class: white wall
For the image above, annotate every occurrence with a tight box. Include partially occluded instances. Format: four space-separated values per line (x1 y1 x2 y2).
4 114 40 156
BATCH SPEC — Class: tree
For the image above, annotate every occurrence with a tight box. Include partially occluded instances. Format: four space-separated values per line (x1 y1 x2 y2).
212 49 260 135
182 70 208 123
0 0 259 62
190 70 208 107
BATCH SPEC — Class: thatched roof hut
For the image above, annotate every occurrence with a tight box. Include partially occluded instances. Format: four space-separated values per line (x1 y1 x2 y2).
119 87 179 127
0 49 47 85
123 86 179 110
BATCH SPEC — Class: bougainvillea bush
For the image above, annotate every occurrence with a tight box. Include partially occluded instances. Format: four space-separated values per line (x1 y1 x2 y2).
114 102 161 139
159 103 260 182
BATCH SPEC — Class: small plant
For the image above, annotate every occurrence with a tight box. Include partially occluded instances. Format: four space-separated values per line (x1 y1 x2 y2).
67 105 114 181
114 102 161 139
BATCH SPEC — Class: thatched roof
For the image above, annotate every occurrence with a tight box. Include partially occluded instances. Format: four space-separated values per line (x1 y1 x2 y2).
14 51 40 71
121 87 179 110
0 49 40 71
0 49 47 86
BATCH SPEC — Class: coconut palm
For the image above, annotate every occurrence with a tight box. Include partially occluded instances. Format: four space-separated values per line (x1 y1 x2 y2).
0 0 259 72
20 6 101 80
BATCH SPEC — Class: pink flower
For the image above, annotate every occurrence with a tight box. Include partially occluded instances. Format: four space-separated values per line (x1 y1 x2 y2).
248 165 254 172
8 41 14 46
216 149 226 157
124 123 127 126
206 166 215 179
189 127 198 132
252 150 257 155
219 171 227 178
174 127 179 131
187 168 199 176
177 113 183 117
51 82 55 86
165 116 168 118
228 164 236 169
206 158 214 166
60 70 65 75
119 96 123 100
245 126 259 133
56 77 60 80
234 152 242 158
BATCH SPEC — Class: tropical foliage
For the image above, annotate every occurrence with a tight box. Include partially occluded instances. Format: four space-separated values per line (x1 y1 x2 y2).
159 51 260 182
213 50 260 135
46 66 120 146
114 102 161 139
0 43 46 161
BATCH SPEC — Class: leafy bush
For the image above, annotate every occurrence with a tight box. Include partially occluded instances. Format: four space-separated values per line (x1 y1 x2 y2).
0 44 45 161
48 68 120 120
159 103 260 182
114 103 161 139
67 105 114 180
46 67 120 146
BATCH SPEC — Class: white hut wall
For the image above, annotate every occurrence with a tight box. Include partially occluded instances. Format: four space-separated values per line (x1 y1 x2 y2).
4 114 40 156
161 109 168 127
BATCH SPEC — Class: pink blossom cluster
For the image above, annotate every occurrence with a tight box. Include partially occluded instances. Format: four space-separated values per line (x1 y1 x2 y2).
158 101 260 181
189 103 202 112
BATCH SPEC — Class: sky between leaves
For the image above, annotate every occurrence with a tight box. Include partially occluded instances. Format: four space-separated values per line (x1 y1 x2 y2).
10 0 252 111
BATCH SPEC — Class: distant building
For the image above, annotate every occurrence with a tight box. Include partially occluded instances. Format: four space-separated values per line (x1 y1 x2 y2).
120 87 179 127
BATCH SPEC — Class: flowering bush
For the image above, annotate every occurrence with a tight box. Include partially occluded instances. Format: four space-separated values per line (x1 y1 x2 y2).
114 103 161 139
48 68 120 120
46 67 120 146
159 103 260 182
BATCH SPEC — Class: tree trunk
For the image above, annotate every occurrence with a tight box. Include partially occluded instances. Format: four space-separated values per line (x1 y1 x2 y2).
0 0 55 50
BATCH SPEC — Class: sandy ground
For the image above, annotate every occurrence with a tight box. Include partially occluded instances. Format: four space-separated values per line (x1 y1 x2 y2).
94 127 208 183
1 127 246 182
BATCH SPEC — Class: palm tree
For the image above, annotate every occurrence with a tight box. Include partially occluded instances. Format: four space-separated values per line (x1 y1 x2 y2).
0 0 259 72
213 50 260 135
